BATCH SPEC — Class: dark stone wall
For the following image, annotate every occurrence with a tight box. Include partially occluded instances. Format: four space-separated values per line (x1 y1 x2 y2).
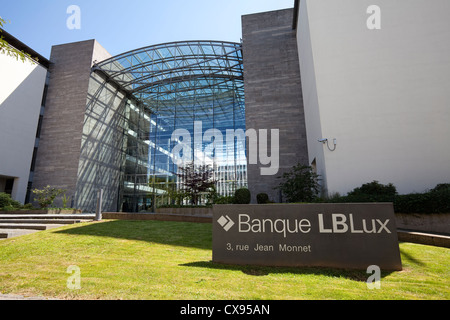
32 40 117 212
242 8 309 203
32 40 98 207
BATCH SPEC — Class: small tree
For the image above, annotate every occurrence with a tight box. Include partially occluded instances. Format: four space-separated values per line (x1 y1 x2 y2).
175 162 216 205
32 186 66 209
276 164 320 203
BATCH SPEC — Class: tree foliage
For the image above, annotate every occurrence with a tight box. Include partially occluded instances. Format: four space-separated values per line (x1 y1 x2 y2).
234 188 251 204
256 193 270 204
32 186 66 209
0 17 36 63
156 181 188 206
0 192 21 209
175 162 216 205
276 164 321 203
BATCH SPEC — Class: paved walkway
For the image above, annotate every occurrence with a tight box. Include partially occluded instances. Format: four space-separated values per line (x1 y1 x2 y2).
0 293 59 300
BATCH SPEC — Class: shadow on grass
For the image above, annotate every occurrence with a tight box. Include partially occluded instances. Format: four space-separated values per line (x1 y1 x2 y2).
399 246 426 266
54 219 212 250
180 260 396 282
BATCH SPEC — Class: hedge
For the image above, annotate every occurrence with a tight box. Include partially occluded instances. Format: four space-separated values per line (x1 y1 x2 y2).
257 193 270 204
394 188 450 214
323 182 450 214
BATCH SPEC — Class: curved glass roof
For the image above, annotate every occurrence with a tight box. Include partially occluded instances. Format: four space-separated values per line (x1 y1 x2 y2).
87 41 247 206
93 40 244 119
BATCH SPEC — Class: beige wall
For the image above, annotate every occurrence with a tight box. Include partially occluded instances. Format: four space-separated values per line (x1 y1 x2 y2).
297 0 450 195
0 52 47 203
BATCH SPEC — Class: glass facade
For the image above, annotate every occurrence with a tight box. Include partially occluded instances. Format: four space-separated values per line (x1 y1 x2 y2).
88 41 246 212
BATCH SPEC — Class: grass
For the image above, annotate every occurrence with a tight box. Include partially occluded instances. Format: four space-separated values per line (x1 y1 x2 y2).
0 220 448 300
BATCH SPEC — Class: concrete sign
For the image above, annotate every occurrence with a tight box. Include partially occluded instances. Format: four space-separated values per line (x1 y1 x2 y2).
213 203 402 271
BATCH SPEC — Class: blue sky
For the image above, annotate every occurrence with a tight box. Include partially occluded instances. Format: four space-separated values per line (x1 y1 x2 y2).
1 0 295 59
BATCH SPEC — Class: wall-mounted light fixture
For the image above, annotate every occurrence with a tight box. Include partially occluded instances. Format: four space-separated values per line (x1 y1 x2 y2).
318 138 337 152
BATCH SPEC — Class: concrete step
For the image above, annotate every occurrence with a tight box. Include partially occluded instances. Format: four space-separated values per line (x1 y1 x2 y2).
0 214 95 220
0 219 87 225
0 223 49 230
398 229 450 248
0 214 95 240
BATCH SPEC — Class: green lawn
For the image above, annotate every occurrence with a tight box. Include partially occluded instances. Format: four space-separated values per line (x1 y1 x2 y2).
0 220 448 300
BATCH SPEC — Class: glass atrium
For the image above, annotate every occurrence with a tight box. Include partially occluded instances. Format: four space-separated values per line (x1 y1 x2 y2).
87 41 246 212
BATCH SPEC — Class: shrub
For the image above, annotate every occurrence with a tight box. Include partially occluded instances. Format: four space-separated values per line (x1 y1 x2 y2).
275 164 320 203
394 193 429 214
429 187 450 213
21 203 36 210
326 181 397 203
431 183 450 193
0 193 11 208
2 205 16 212
158 204 212 209
394 184 450 214
0 192 21 209
325 181 450 214
215 196 235 204
234 188 251 204
347 180 397 202
256 193 269 204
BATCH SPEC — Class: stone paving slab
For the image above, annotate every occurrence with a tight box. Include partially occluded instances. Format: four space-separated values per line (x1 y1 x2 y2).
0 225 67 240
0 293 59 300
0 229 39 239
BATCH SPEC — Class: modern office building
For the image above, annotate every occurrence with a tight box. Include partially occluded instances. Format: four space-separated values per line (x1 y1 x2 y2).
1 0 449 212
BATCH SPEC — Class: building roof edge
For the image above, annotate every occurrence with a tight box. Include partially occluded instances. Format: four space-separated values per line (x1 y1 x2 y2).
0 28 50 69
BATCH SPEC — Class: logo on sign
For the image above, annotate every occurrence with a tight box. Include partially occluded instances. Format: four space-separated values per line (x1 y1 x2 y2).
217 215 235 231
